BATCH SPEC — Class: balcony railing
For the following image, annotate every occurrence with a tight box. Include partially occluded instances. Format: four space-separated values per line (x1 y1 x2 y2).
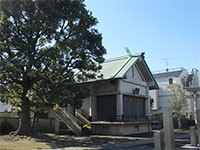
93 114 150 122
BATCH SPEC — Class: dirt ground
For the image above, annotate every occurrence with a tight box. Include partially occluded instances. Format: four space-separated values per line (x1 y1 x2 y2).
0 134 50 150
0 130 191 150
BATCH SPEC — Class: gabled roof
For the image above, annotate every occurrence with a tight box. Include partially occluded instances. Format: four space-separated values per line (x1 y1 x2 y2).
153 70 183 79
89 52 158 90
100 53 139 79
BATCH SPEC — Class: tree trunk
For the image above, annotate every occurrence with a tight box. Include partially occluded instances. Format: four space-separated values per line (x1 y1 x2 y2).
18 96 31 135
31 112 36 132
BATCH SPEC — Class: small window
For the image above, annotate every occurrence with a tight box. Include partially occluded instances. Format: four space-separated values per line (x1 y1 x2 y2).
169 78 173 84
132 67 134 78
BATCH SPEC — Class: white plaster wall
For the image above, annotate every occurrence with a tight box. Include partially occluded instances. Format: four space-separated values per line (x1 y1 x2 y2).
149 90 158 110
0 102 11 112
126 66 144 81
120 80 146 96
155 76 180 109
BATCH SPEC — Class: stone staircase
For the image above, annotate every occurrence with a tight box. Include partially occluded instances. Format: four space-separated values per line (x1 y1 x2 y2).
55 109 91 136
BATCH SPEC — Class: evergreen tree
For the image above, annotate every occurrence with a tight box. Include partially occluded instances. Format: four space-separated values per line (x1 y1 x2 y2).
0 0 106 135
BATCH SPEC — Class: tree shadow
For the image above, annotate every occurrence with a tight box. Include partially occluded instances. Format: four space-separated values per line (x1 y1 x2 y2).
33 133 140 149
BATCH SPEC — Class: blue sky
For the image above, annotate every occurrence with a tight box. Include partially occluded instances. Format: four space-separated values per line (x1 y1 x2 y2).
85 0 200 73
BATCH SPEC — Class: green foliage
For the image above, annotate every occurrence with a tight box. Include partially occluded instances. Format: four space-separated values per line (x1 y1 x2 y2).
0 121 14 135
166 84 187 114
0 0 106 107
166 84 187 128
173 115 195 129
0 0 106 134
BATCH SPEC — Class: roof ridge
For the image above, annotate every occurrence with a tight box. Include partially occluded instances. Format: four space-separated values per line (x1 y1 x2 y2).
153 70 183 75
103 55 130 63
103 52 144 63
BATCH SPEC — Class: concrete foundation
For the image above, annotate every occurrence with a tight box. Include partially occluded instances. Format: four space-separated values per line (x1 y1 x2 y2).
91 121 152 135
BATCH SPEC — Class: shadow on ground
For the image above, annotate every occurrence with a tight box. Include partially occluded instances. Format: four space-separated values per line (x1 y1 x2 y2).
32 131 190 150
33 133 140 149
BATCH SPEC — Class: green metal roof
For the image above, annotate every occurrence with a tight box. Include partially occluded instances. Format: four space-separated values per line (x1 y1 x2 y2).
75 52 158 89
100 55 138 80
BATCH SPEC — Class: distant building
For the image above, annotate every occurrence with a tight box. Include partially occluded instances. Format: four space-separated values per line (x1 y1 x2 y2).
150 68 200 120
0 102 11 112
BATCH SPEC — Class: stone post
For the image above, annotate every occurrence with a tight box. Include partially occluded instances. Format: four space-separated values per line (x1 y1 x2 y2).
162 106 175 150
190 126 197 146
116 93 123 121
154 131 164 150
184 87 200 146
193 92 200 145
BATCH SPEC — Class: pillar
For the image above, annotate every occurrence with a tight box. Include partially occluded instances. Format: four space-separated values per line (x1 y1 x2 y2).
154 131 164 150
190 126 197 146
145 99 151 119
162 106 175 150
116 93 123 120
91 96 97 120
89 96 92 117
193 92 200 145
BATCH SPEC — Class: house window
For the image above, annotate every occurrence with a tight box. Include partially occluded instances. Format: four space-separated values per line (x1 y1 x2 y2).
132 67 134 78
169 78 173 84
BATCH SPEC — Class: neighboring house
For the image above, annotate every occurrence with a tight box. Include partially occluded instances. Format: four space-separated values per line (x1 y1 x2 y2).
0 102 11 112
150 68 200 120
76 52 159 135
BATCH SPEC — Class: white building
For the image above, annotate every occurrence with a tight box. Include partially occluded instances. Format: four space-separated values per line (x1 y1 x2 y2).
0 102 11 112
150 68 200 119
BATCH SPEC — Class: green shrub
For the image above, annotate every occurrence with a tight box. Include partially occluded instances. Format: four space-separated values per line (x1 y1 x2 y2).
181 117 195 129
0 121 14 135
173 115 195 129
173 117 178 129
